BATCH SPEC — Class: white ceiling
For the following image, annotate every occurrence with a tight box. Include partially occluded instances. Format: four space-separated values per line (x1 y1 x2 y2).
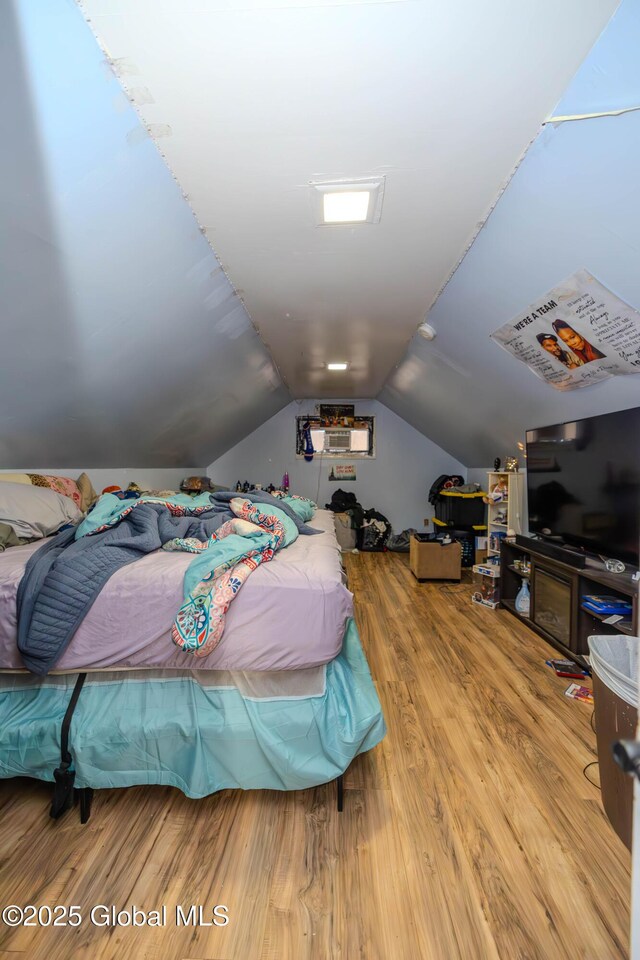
79 0 617 399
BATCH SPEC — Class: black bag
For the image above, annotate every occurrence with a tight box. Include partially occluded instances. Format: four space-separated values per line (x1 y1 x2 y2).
359 509 392 552
387 529 418 552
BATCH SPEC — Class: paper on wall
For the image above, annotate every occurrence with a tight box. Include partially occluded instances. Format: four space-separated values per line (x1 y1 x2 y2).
328 464 356 482
490 269 640 390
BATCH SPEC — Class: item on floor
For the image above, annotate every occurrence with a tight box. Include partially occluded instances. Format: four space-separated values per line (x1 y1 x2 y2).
360 510 392 551
386 528 418 552
545 658 588 679
410 534 462 581
474 535 488 565
515 578 530 616
589 633 638 850
471 563 500 608
334 512 357 551
446 528 475 567
564 683 594 705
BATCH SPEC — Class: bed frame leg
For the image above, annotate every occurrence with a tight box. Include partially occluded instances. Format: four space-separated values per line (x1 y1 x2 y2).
336 774 344 812
74 787 94 824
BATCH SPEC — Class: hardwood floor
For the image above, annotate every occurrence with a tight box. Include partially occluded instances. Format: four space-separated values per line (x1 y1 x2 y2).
0 552 631 959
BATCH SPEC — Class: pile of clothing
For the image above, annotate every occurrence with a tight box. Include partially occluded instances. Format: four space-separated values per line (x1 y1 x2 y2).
325 489 392 552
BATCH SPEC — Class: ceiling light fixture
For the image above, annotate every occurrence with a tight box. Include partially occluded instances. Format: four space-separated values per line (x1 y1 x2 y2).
327 362 348 371
310 176 385 226
323 191 370 224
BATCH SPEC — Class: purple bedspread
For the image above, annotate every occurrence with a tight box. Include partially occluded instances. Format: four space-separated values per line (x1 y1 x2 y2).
0 510 352 672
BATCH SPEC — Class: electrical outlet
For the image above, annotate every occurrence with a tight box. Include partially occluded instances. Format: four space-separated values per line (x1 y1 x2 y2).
424 518 430 527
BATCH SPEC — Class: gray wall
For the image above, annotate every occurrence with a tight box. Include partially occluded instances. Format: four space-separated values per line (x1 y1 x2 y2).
1 0 289 469
208 400 467 532
380 0 640 466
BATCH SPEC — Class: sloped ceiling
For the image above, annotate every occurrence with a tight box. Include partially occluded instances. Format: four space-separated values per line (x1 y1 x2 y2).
79 0 617 400
380 0 640 466
1 0 289 468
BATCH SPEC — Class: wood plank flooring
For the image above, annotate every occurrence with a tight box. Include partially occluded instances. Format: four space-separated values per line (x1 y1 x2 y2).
0 552 631 959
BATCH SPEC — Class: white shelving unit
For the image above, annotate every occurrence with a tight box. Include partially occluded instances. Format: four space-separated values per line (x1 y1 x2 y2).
486 471 525 558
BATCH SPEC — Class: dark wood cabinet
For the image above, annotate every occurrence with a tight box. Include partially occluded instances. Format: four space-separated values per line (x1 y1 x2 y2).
500 540 638 664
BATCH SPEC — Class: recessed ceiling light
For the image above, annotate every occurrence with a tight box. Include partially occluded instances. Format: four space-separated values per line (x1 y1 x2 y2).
323 191 370 224
310 176 385 226
327 362 348 371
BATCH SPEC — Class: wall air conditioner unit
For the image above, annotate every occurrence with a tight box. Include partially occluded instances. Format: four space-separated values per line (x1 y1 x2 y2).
324 428 352 452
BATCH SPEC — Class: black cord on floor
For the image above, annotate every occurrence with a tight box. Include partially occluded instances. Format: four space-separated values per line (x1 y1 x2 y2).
590 710 596 734
583 760 600 789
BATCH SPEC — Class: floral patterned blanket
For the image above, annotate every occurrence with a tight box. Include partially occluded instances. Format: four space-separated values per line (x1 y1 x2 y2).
165 497 289 656
18 492 310 674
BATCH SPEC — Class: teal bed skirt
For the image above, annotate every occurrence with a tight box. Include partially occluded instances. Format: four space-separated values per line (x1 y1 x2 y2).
0 619 385 798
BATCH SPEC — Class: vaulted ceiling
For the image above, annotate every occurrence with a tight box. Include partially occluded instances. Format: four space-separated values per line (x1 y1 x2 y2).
3 0 631 469
79 0 618 399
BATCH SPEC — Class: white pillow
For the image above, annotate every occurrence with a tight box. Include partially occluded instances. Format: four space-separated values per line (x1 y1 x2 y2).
0 481 82 541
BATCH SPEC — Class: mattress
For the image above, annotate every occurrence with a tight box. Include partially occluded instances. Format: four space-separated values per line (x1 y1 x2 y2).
0 509 353 673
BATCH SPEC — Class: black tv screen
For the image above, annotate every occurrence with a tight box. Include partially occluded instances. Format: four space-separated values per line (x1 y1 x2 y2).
526 407 640 565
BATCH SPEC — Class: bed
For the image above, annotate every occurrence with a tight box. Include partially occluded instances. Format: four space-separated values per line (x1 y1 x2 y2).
0 502 385 821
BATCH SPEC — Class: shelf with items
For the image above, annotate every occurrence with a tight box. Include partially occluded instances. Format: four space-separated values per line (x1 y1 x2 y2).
499 538 638 663
485 471 525 558
579 606 634 637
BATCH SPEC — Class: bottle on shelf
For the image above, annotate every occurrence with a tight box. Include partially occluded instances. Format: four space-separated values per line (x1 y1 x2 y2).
515 578 531 617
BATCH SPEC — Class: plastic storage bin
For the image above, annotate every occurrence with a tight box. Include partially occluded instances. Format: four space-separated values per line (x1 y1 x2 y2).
433 490 486 528
588 634 638 850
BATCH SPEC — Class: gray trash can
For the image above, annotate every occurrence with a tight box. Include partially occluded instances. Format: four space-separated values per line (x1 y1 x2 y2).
588 634 638 850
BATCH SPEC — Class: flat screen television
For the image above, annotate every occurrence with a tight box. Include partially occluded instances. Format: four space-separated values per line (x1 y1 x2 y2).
525 406 640 566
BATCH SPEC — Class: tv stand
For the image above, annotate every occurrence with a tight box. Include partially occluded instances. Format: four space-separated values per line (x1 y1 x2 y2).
500 539 638 663
515 534 586 569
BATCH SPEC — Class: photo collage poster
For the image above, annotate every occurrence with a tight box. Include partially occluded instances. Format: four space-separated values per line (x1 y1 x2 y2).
491 269 640 390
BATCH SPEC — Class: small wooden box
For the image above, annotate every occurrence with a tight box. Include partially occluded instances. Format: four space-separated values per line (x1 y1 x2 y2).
410 537 462 581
